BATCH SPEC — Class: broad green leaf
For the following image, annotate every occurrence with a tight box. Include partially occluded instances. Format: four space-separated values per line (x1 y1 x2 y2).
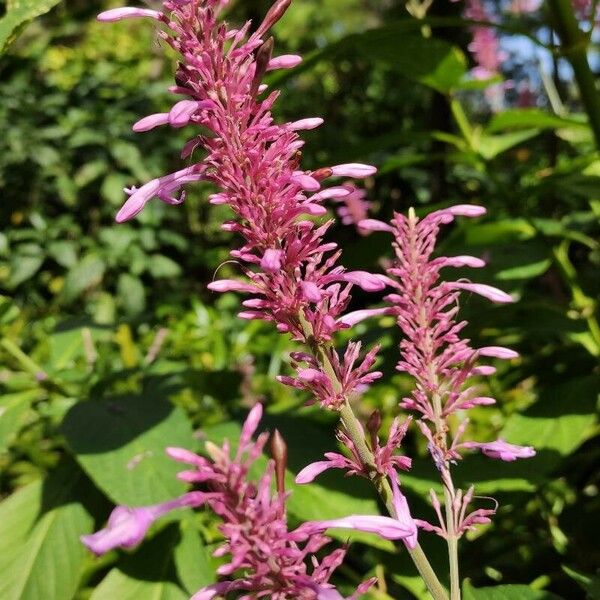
477 130 541 160
274 22 467 93
487 109 587 133
63 394 195 505
495 258 551 281
463 581 564 599
0 469 93 600
174 518 216 595
501 376 599 457
91 526 187 600
0 389 39 453
61 254 106 301
0 0 62 54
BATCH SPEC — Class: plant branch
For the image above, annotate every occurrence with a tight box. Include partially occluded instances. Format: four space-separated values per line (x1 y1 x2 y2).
547 0 600 150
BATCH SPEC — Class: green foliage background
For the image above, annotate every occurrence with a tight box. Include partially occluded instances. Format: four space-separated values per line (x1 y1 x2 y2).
0 0 598 598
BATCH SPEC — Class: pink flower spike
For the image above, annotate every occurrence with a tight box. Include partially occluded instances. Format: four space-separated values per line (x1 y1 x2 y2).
452 282 514 304
97 7 162 21
357 219 394 233
81 492 208 555
267 54 303 70
207 279 257 294
446 204 487 218
288 117 324 131
338 307 389 327
260 248 283 272
341 271 386 292
479 346 520 359
463 439 536 461
132 113 169 132
330 163 377 179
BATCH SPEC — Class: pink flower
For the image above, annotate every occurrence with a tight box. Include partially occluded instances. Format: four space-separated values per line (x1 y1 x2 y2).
461 439 536 461
80 492 209 555
278 342 382 409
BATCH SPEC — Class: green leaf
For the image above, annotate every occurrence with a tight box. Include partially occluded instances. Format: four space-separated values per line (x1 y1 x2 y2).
62 394 195 505
8 244 43 288
277 22 467 93
477 130 541 160
117 273 147 316
0 469 93 600
463 581 564 599
0 0 62 55
91 526 188 600
0 389 39 453
487 109 587 133
61 254 106 302
562 565 600 599
148 255 182 279
48 241 78 268
174 518 216 595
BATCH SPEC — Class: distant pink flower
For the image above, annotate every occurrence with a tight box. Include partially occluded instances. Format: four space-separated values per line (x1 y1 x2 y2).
331 185 373 232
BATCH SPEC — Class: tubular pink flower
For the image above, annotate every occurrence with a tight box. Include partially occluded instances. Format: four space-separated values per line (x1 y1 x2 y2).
132 112 170 132
390 475 418 549
80 492 209 555
434 255 486 269
337 307 389 327
288 117 324 131
97 7 162 22
268 54 303 70
330 163 377 178
339 271 386 292
478 346 519 359
293 514 414 541
452 282 515 304
461 439 536 461
207 279 258 294
357 218 394 233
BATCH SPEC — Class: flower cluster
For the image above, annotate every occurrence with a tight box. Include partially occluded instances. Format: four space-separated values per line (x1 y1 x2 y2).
360 205 535 537
82 404 417 599
98 0 386 419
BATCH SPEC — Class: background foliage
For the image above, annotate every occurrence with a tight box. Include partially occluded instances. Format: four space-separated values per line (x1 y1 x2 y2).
0 0 598 598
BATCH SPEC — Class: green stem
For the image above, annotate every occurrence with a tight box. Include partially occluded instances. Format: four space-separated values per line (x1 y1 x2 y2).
1 338 48 379
547 0 600 150
339 404 449 600
443 484 460 600
298 312 448 599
